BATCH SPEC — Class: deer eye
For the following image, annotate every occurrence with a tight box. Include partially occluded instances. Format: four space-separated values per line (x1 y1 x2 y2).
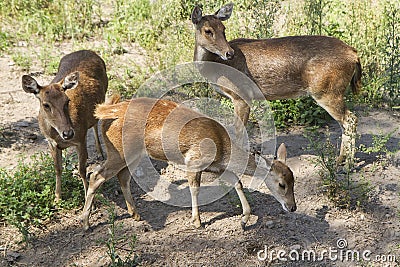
204 29 213 37
279 183 286 190
43 103 51 110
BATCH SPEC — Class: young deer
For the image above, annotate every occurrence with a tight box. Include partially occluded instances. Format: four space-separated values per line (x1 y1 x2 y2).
22 50 108 201
191 3 362 165
81 96 296 231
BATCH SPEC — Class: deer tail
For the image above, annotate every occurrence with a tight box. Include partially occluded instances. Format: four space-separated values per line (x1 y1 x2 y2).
351 58 362 95
95 94 124 119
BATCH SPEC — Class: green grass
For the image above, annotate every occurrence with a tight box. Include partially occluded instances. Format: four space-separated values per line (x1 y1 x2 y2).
305 128 375 209
2 0 397 126
98 197 138 266
0 152 84 241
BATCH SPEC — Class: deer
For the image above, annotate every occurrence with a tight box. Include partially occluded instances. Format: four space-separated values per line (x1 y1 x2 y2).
22 50 108 202
80 96 296 231
191 3 362 166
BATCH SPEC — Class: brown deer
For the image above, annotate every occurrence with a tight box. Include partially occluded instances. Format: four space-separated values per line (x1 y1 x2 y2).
191 3 362 165
22 50 108 202
80 96 296 231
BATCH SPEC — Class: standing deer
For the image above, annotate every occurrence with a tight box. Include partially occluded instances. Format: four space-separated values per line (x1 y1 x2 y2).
191 3 362 165
81 96 296 231
22 50 108 201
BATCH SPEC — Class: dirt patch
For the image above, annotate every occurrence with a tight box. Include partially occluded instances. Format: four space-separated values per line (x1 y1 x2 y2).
0 51 399 267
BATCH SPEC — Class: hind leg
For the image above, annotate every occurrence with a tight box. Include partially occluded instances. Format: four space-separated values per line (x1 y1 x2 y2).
117 167 140 221
81 163 122 231
313 94 357 166
339 110 357 166
81 153 142 230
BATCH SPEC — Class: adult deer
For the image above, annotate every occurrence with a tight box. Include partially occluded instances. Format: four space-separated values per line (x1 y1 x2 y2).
191 3 362 165
81 96 296 231
22 50 108 201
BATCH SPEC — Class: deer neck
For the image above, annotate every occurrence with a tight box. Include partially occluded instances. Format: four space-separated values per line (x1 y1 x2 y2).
194 41 220 62
225 143 271 177
194 44 207 61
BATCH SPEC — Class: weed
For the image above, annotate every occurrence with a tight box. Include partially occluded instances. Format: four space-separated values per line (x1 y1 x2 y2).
0 152 84 241
2 0 399 120
99 198 138 267
359 128 399 168
305 127 374 209
270 97 330 129
12 53 31 71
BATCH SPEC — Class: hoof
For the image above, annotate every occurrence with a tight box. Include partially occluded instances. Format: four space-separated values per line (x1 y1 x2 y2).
241 221 247 231
132 213 141 221
241 214 249 230
84 226 93 233
191 219 202 229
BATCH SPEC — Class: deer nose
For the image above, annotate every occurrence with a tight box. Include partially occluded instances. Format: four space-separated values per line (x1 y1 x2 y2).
62 129 74 140
226 50 234 60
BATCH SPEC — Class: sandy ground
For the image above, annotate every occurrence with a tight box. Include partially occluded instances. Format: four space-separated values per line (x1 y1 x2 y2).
0 48 399 267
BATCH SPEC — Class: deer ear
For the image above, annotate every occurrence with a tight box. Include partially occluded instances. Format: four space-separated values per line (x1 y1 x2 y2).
191 5 203 24
63 71 79 91
22 75 41 94
276 143 287 163
215 2 233 21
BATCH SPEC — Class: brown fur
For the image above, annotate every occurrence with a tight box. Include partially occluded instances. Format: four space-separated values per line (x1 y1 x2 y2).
22 50 108 201
192 4 361 165
81 97 296 230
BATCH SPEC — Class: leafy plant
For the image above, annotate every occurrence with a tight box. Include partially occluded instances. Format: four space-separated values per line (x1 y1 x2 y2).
0 152 84 241
305 127 373 209
12 53 31 71
99 198 138 267
270 97 330 129
1 0 399 126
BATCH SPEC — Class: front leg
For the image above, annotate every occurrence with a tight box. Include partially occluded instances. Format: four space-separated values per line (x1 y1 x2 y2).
76 142 89 197
232 98 250 142
234 179 251 230
217 77 251 144
188 171 202 228
49 143 63 202
221 170 251 229
93 123 104 159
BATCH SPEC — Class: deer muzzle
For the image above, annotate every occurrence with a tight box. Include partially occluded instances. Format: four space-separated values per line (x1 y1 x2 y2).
62 129 75 140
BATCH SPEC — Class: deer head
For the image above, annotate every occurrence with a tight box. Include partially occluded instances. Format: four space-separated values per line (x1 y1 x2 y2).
264 143 296 212
191 3 235 60
22 72 80 140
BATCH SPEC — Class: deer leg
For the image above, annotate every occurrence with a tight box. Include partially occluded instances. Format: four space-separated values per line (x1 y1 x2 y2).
76 143 89 197
93 123 104 159
234 179 251 230
49 143 63 202
117 167 140 221
232 98 250 145
81 164 122 230
221 170 251 229
312 94 357 166
81 150 143 230
339 110 357 167
187 171 202 228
